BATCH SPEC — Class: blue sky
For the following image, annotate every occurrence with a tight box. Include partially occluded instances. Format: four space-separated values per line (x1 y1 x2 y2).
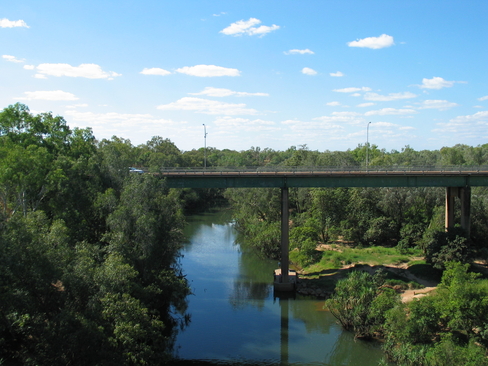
1 1 487 152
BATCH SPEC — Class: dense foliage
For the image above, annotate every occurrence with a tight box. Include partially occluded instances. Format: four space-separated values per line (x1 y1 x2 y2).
0 104 190 365
326 263 488 365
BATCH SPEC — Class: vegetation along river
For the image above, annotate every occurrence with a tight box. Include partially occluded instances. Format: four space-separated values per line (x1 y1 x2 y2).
174 210 386 366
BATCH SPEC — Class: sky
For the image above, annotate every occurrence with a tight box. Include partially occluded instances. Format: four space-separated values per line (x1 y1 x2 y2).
1 1 487 153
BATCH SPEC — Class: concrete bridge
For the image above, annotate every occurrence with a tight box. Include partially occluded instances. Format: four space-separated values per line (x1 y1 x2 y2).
159 166 488 289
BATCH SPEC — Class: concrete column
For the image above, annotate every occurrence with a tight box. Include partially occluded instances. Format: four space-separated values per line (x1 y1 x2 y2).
445 187 456 231
281 187 289 284
460 186 471 236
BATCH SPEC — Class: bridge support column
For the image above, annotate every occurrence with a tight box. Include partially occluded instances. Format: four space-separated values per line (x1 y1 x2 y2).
460 186 471 237
445 187 456 231
445 186 471 236
281 187 290 284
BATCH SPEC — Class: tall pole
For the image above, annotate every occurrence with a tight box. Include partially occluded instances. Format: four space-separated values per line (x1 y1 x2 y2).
203 124 208 169
366 121 371 169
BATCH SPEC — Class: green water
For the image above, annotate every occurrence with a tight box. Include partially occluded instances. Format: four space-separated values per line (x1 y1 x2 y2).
174 210 386 365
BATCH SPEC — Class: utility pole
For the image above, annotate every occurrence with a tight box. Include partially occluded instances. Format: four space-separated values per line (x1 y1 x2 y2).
366 121 371 170
203 124 208 169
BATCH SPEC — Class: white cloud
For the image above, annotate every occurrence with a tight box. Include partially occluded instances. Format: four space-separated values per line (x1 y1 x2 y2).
450 111 488 123
176 64 240 77
214 116 277 131
314 111 364 125
419 77 455 89
34 74 48 79
357 102 375 107
417 100 458 110
220 18 280 37
189 87 268 97
364 91 417 101
478 96 488 101
157 97 258 115
32 63 121 79
212 12 226 17
284 49 314 55
302 67 317 75
23 64 35 70
66 103 89 108
333 87 371 93
330 71 344 77
0 18 29 28
347 34 394 49
326 101 341 106
15 90 79 101
2 55 24 63
365 108 416 116
140 67 171 76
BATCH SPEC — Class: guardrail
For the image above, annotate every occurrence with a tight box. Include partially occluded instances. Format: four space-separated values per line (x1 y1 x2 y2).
156 165 488 175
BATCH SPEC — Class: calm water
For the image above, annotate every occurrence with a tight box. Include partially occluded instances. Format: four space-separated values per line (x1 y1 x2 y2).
174 210 386 366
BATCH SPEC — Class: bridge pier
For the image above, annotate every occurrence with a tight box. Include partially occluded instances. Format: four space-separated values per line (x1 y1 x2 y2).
445 186 471 236
280 187 290 284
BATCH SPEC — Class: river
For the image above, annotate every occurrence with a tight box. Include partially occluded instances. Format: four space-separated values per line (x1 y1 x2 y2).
174 210 386 365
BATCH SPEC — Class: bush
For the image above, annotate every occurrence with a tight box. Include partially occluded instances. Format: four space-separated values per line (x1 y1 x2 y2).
325 269 399 339
424 228 473 270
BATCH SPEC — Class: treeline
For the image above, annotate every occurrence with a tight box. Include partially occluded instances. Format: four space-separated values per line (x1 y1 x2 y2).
0 104 192 364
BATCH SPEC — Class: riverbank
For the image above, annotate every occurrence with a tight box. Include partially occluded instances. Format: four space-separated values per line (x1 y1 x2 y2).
295 256 442 301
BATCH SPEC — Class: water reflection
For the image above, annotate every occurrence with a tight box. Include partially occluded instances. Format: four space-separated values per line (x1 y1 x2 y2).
176 211 385 365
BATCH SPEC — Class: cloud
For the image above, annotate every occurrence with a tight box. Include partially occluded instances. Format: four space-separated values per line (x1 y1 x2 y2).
31 63 121 79
23 64 35 70
330 71 344 77
176 64 240 77
214 116 277 131
357 102 376 108
189 87 268 97
364 91 417 101
66 103 89 108
0 18 29 28
157 97 258 115
140 67 171 76
419 77 455 89
449 111 488 123
284 49 314 55
220 18 280 37
478 96 488 101
347 34 394 49
302 67 317 75
212 12 226 17
417 100 458 110
333 87 371 93
326 101 341 106
314 111 364 125
364 108 416 116
2 55 24 63
15 90 79 101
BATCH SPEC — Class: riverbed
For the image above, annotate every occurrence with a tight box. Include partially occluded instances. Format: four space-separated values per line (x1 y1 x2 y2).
174 210 386 365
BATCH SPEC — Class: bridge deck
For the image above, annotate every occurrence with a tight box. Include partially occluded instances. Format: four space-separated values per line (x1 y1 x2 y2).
157 167 488 188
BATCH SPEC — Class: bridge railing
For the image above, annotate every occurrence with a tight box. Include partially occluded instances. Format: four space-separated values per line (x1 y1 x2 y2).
157 165 488 175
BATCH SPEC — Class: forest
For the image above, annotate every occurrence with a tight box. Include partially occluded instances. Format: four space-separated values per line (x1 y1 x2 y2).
1 103 488 365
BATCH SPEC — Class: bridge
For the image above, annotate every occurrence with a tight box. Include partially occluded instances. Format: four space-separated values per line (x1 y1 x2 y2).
158 166 488 290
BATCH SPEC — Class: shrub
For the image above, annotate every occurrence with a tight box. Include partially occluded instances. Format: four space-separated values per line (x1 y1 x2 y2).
325 269 399 339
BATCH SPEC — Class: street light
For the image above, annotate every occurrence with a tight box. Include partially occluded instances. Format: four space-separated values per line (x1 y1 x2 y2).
203 124 208 169
366 121 371 169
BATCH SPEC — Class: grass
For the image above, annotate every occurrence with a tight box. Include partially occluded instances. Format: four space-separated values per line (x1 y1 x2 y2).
295 244 436 293
315 245 417 270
